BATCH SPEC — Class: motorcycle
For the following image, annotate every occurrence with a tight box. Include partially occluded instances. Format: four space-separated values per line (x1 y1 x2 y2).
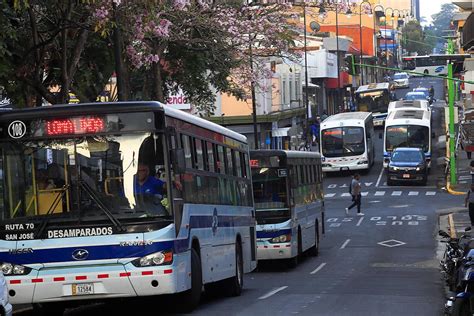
448 249 474 316
439 230 468 291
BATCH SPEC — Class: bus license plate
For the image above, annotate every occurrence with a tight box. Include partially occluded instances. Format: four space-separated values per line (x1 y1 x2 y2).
403 174 410 179
72 283 94 295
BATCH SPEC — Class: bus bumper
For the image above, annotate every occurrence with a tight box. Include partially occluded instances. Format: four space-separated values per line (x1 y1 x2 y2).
322 163 369 173
7 264 181 305
256 240 293 260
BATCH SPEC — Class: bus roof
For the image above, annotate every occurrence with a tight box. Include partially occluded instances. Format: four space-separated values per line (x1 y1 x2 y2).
388 100 429 111
355 82 390 93
0 101 248 143
250 149 321 159
321 112 372 129
386 109 431 126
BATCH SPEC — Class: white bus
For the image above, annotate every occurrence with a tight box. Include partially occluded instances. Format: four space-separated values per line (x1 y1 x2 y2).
354 83 391 127
402 54 469 76
320 112 375 172
388 100 429 113
250 150 323 267
0 101 256 313
383 108 432 168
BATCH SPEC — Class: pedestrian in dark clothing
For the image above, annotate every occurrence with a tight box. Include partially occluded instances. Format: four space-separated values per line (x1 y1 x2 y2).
310 120 320 146
346 174 364 216
465 184 474 227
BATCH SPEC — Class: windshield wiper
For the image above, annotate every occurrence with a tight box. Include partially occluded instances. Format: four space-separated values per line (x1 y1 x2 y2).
78 180 124 232
36 185 70 238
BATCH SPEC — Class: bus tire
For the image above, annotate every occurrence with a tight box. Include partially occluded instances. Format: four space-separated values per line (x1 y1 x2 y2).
424 69 429 75
387 179 395 186
287 255 298 268
32 303 65 316
178 248 202 312
308 222 319 257
223 242 244 297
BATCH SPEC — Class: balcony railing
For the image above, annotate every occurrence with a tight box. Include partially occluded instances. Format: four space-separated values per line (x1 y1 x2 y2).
463 13 474 51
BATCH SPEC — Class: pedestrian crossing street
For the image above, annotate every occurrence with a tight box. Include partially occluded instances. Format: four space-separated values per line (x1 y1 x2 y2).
324 190 438 199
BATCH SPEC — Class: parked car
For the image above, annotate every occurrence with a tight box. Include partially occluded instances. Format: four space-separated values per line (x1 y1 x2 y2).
387 147 428 186
0 272 12 316
392 72 410 89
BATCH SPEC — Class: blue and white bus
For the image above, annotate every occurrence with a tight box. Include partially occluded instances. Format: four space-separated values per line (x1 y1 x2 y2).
0 101 256 313
383 108 432 168
250 150 323 267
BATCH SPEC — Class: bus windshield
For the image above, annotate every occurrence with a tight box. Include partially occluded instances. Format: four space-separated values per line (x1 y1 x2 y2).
385 125 429 152
355 89 390 114
321 127 365 157
251 167 288 211
0 132 172 236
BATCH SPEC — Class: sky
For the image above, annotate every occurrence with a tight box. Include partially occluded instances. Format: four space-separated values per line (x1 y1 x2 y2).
419 0 451 25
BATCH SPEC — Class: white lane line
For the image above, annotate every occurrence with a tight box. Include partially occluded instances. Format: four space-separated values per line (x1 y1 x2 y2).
361 192 368 196
375 167 384 187
310 262 327 275
258 286 289 300
341 193 351 197
340 239 351 249
324 193 336 198
408 191 419 196
356 216 364 226
374 191 385 196
426 191 437 196
392 191 402 196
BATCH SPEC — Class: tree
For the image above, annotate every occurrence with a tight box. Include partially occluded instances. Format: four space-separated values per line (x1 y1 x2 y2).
401 20 435 56
430 3 457 39
91 0 297 113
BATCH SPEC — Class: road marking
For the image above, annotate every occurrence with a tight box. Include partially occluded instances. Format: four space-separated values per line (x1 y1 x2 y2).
374 191 385 196
361 192 368 196
258 286 288 300
341 193 351 197
426 191 436 196
356 217 364 226
375 167 384 187
391 204 409 208
408 191 419 196
369 200 381 203
310 262 327 275
377 239 406 248
340 239 351 249
392 191 402 196
324 193 336 198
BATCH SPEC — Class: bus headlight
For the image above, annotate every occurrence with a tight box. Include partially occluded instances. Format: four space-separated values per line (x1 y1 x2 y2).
270 234 291 243
0 262 31 276
132 250 173 267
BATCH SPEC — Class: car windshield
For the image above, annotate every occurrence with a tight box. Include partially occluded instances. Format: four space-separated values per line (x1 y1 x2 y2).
391 150 424 163
405 93 426 100
393 74 408 80
0 133 172 235
386 125 429 152
322 127 365 157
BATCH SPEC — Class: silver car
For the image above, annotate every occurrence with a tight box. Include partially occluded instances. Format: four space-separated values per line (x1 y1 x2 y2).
0 272 12 316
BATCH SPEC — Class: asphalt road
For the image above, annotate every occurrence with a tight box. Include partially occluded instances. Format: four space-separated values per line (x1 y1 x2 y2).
14 77 457 316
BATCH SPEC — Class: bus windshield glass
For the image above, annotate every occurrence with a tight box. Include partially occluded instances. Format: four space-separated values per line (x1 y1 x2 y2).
385 125 429 152
252 167 288 211
321 127 365 157
355 89 390 114
0 132 172 232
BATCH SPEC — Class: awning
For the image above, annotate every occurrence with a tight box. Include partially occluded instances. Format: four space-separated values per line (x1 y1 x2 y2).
272 127 291 137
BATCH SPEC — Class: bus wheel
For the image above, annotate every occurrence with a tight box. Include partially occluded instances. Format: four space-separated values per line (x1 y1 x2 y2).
32 303 65 316
308 222 319 257
223 242 244 297
424 70 429 75
178 248 202 312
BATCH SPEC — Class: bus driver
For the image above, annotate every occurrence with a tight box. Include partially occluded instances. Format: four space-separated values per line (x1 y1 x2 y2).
134 163 167 215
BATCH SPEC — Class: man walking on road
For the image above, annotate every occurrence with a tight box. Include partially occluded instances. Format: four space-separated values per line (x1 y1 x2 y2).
346 174 364 216
465 184 474 227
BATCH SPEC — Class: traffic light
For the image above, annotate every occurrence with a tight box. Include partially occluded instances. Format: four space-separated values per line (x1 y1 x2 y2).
344 55 357 75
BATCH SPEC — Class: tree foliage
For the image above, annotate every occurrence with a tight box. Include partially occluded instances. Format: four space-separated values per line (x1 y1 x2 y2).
401 20 435 55
0 0 297 113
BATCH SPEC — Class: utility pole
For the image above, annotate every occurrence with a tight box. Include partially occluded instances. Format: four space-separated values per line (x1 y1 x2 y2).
447 36 456 184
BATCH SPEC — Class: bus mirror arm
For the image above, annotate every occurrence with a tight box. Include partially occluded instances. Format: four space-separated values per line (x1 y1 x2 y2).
171 148 186 174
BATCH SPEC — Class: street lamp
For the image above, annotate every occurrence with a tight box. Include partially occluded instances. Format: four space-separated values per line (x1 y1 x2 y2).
392 9 400 68
384 8 394 67
358 0 372 86
303 2 310 121
373 4 384 82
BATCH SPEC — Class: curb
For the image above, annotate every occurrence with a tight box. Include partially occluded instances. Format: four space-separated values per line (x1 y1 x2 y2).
448 214 457 238
446 181 467 195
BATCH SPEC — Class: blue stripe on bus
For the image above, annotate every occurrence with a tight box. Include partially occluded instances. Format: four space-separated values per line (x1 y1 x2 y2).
256 229 291 239
0 214 254 265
